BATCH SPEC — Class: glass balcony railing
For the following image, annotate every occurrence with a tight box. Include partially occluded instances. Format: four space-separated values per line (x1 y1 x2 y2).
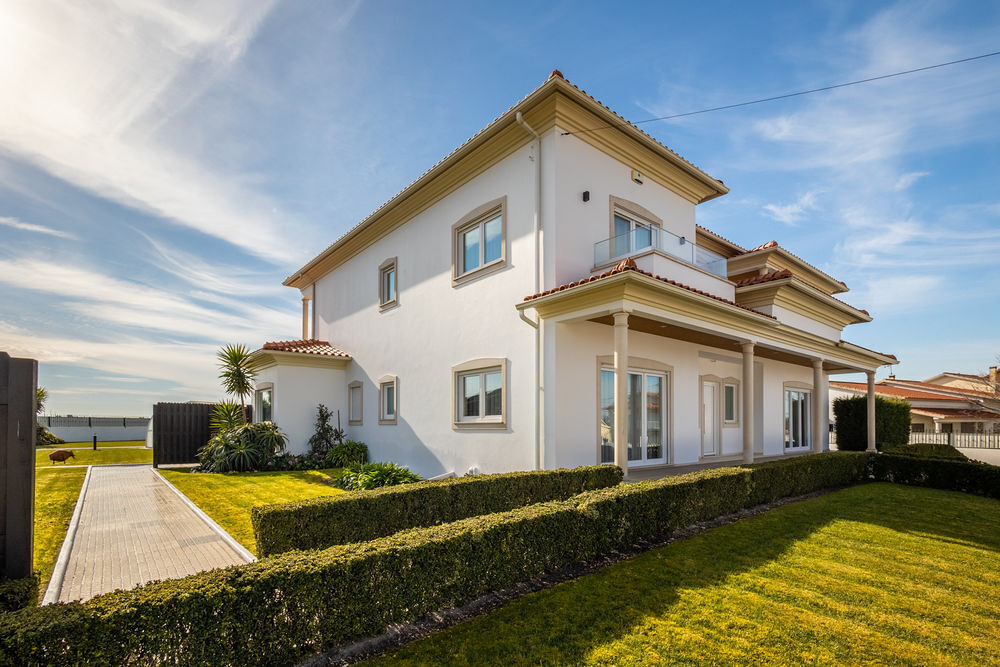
593 227 729 278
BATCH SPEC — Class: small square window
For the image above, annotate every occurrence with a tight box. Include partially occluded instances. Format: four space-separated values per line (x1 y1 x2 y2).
379 377 397 425
378 258 398 309
456 366 504 425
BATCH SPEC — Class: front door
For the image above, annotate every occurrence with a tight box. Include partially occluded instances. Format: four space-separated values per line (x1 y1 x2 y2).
702 381 719 456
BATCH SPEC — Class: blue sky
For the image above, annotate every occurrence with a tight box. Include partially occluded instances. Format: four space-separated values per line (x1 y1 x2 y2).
1 0 998 416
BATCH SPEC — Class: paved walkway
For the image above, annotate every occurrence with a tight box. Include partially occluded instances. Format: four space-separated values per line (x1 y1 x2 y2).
57 466 248 602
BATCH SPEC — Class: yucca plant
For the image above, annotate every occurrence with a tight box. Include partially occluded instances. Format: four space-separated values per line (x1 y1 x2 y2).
217 344 261 417
210 400 247 434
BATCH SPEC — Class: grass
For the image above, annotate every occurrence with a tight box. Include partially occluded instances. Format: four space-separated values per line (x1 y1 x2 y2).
33 468 87 599
158 468 345 555
35 447 152 467
38 439 146 449
375 483 1000 666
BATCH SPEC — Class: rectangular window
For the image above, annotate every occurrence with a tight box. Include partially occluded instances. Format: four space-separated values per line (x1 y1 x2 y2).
458 368 503 422
348 382 363 425
257 388 272 422
378 258 397 309
379 377 397 424
599 367 668 466
724 384 737 423
452 198 506 285
910 423 925 433
611 212 655 258
784 388 811 449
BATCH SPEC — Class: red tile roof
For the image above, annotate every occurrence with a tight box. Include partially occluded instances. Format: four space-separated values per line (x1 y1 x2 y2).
885 379 999 400
748 240 779 252
261 339 350 358
829 381 964 401
695 224 747 253
911 408 1000 420
522 258 776 319
734 269 793 287
741 240 848 291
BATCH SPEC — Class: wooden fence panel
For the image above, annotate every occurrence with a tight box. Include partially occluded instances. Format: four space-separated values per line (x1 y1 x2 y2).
152 402 251 467
0 351 37 580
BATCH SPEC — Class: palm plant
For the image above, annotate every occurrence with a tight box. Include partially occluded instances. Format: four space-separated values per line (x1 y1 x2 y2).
217 344 261 418
36 387 47 415
210 400 246 434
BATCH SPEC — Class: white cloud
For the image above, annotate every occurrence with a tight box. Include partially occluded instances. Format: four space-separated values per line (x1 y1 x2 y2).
894 171 930 191
762 191 821 225
0 215 76 239
0 1 305 264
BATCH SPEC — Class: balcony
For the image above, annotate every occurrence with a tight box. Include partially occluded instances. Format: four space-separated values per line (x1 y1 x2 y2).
594 226 729 278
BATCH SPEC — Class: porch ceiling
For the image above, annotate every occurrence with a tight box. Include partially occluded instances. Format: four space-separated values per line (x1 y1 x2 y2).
587 314 855 372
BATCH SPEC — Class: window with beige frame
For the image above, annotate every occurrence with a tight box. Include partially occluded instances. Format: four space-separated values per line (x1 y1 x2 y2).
348 380 363 426
255 382 273 423
378 257 397 310
723 382 739 425
608 196 662 260
378 375 397 425
452 358 507 429
452 196 506 285
783 381 812 450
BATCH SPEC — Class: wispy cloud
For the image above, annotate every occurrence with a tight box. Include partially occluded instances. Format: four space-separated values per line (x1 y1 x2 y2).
0 215 76 239
894 171 930 191
762 191 821 225
0 1 303 264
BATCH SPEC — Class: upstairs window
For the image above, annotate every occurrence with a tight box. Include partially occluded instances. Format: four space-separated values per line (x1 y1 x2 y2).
378 257 397 310
452 197 507 285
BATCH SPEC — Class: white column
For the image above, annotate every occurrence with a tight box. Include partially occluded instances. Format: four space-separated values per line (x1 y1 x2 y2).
613 312 629 479
812 359 824 453
301 297 311 340
866 370 877 452
741 341 755 464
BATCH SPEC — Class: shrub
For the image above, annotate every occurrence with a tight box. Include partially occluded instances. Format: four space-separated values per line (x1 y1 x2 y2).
869 454 1000 498
334 461 421 490
210 400 247 433
35 426 64 447
326 440 368 467
197 422 287 473
0 453 867 665
833 395 911 451
308 404 343 456
882 443 968 461
0 574 37 613
252 465 616 556
742 451 870 506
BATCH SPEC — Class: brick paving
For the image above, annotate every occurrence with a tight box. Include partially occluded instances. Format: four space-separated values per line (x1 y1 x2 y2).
57 465 248 602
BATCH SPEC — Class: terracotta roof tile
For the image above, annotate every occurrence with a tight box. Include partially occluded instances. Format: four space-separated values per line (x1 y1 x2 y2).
735 269 793 287
695 224 747 253
261 339 350 358
522 258 776 319
911 408 1000 420
748 240 779 252
742 240 848 290
886 379 999 400
829 381 965 401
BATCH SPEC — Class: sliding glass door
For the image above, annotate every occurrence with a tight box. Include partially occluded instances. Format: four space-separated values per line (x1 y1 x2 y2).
600 368 667 466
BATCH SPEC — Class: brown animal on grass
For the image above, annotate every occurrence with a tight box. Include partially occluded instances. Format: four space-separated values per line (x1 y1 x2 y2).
49 450 75 464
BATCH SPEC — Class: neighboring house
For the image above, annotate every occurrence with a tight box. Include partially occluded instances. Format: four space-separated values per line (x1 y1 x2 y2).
251 71 895 478
830 367 1000 434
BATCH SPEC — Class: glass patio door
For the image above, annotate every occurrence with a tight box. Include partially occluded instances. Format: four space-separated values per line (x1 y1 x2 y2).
600 369 667 466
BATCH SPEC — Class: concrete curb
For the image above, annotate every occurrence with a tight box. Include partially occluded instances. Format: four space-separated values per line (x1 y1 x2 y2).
43 465 93 605
151 469 257 563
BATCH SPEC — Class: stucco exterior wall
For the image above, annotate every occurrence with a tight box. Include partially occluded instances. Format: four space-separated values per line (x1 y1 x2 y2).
311 138 544 476
256 364 347 455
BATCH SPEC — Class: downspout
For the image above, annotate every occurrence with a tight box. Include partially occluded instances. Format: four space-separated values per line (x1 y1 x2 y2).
516 111 543 470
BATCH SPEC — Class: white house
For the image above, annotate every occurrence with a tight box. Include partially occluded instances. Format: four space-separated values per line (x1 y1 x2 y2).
251 71 896 479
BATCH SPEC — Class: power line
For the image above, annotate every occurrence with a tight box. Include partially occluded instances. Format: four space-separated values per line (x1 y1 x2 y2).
561 50 1000 136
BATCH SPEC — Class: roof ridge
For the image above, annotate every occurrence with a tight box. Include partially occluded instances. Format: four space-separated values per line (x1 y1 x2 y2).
742 240 848 290
695 224 747 253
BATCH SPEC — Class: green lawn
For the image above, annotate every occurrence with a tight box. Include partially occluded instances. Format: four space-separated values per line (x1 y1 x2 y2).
158 468 345 555
33 468 87 599
35 447 152 467
376 483 1000 665
40 439 147 449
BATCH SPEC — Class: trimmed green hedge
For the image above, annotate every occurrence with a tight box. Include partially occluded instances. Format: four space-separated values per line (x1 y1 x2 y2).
882 443 968 461
1 454 868 665
833 395 911 451
0 574 37 613
252 465 624 556
870 454 1000 498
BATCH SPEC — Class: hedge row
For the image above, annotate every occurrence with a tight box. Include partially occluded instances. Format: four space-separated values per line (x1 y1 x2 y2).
252 465 624 556
871 454 1000 498
1 454 866 665
833 395 911 450
0 574 37 614
882 443 968 461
